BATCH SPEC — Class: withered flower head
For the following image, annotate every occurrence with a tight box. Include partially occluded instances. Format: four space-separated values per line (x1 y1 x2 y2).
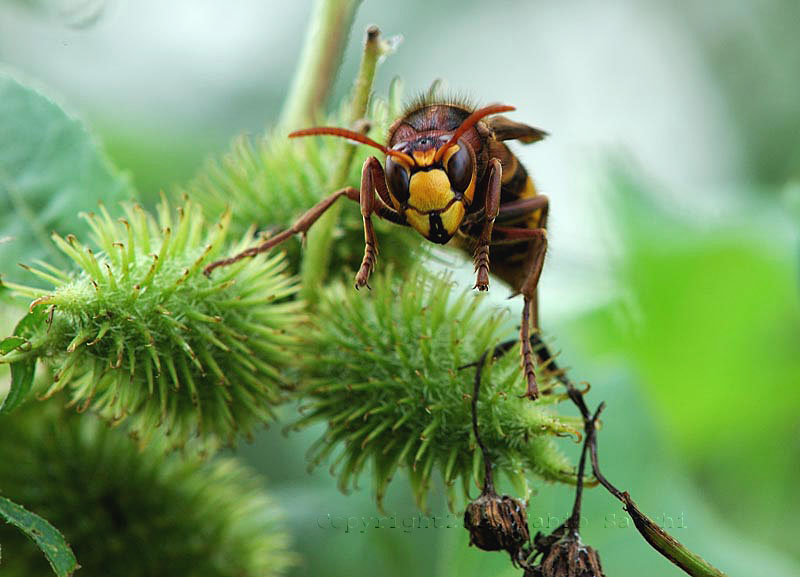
528 526 606 577
464 488 531 567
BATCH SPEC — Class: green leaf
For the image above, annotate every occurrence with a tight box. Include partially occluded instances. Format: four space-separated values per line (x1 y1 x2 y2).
0 306 47 414
3 360 36 414
0 496 79 577
0 336 26 354
0 68 134 284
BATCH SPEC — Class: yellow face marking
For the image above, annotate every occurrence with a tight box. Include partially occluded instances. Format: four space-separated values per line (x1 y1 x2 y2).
463 175 476 206
408 170 454 212
439 201 466 235
441 144 459 167
412 148 436 167
405 210 430 237
404 201 467 240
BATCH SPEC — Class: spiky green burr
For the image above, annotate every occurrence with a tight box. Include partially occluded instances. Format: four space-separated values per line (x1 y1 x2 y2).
181 84 422 280
293 267 583 510
1 198 302 450
0 401 295 577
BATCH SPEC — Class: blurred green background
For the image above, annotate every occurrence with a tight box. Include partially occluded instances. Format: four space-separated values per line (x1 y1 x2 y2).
1 1 798 576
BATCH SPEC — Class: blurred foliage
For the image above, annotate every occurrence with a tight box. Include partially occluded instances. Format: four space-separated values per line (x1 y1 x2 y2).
0 70 134 285
3 0 107 29
682 0 800 185
0 401 295 577
100 121 223 207
568 168 800 565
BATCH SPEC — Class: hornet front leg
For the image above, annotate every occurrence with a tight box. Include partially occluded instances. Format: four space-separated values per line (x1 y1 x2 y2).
473 158 502 291
204 156 405 285
355 156 409 288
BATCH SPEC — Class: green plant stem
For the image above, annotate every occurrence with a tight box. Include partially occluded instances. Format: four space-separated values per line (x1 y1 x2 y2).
588 420 727 577
300 26 394 302
566 388 728 577
278 0 362 131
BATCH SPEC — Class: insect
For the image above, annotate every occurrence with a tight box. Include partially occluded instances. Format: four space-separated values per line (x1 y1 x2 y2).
204 97 552 399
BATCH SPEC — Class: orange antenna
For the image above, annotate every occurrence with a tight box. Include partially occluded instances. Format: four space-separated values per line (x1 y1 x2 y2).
434 104 516 162
289 127 414 165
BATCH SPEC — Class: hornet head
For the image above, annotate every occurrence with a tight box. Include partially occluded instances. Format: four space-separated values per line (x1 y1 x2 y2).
289 104 515 244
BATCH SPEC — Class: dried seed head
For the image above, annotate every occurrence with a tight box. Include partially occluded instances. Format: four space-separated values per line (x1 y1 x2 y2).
464 488 531 566
528 528 606 577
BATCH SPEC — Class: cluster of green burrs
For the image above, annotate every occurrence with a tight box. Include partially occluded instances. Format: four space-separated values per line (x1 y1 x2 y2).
293 267 583 510
1 198 302 450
